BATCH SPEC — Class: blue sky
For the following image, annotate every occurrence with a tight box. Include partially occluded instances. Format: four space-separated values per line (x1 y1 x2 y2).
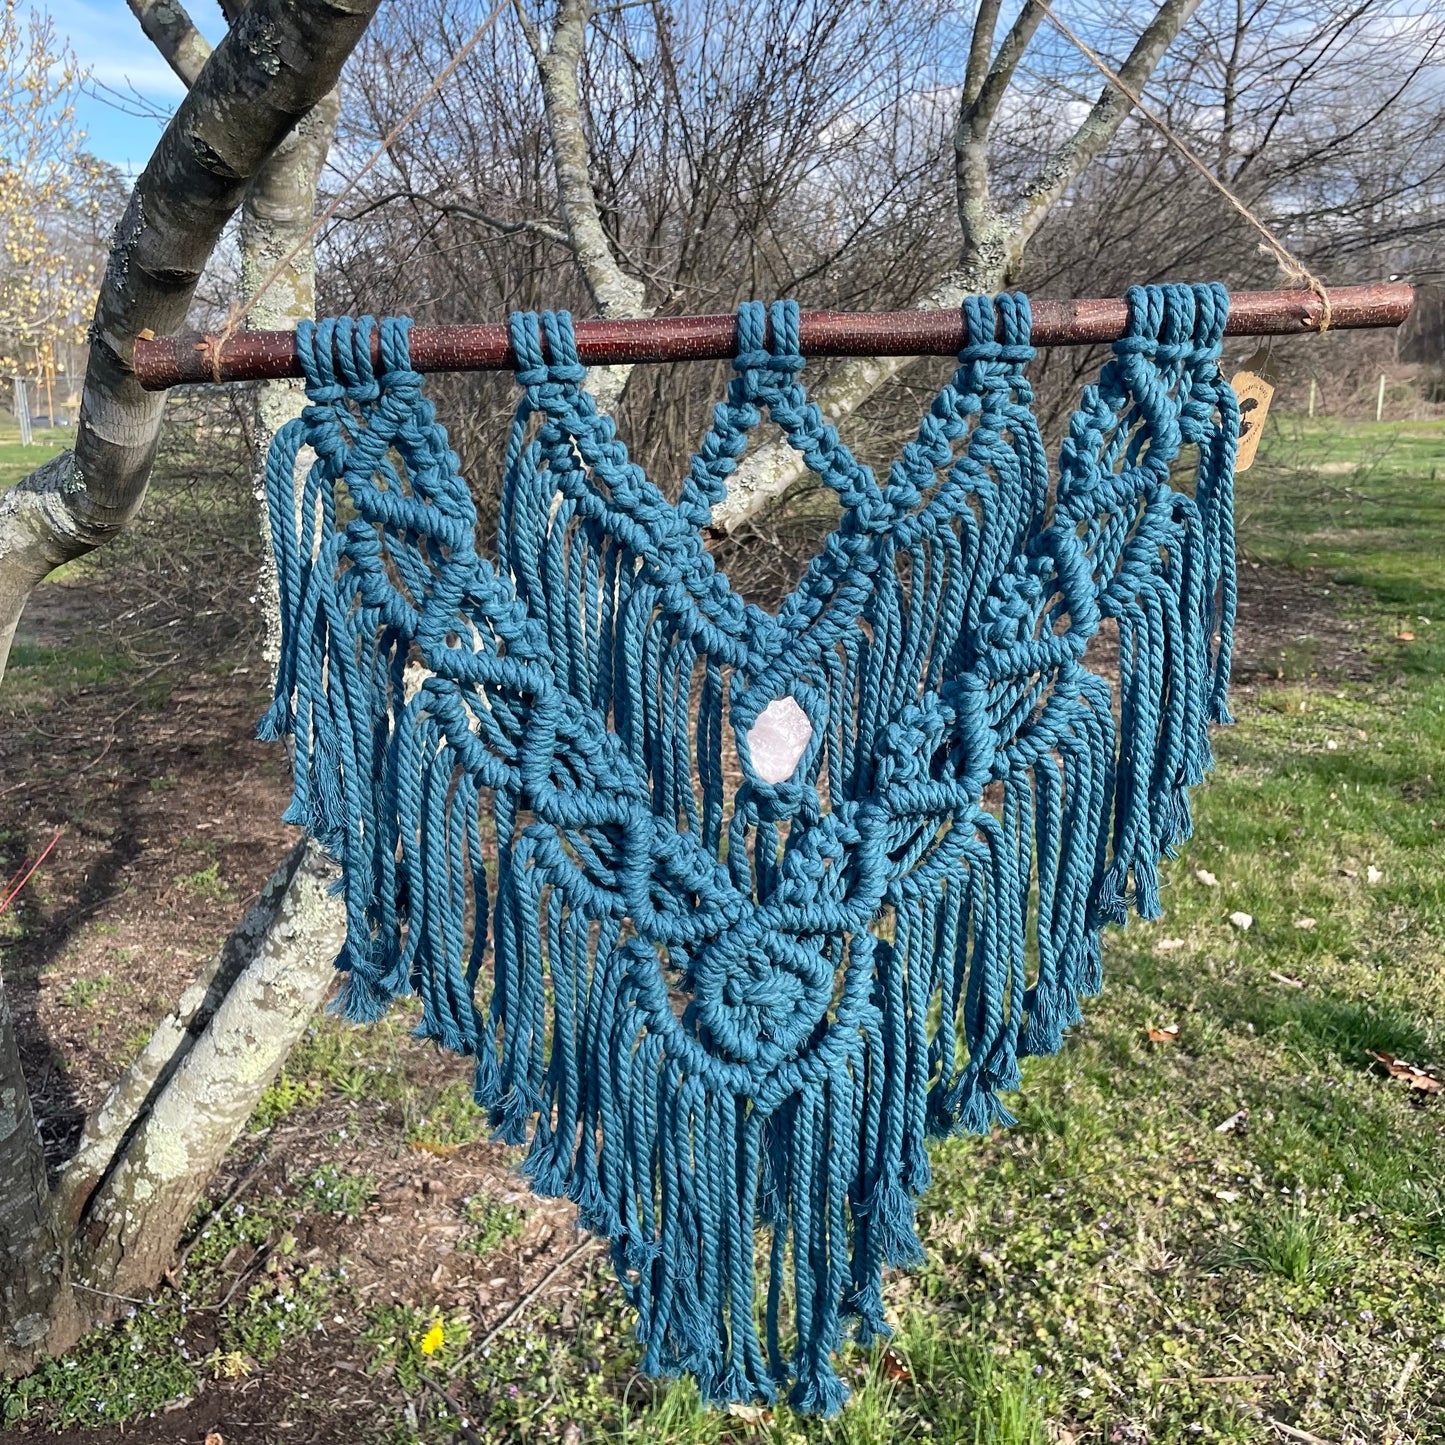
46 0 229 171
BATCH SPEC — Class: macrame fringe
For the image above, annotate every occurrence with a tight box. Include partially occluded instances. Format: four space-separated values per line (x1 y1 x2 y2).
258 284 1237 1413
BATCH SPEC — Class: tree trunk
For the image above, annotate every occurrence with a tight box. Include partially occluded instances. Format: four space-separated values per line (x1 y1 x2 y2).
0 0 379 1371
71 844 345 1303
0 984 77 1372
239 87 341 658
0 0 378 683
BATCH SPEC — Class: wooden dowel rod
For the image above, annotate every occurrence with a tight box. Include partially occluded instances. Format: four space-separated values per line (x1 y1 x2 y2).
132 282 1414 391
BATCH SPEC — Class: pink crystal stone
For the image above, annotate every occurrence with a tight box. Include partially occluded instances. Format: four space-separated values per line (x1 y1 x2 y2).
746 696 813 784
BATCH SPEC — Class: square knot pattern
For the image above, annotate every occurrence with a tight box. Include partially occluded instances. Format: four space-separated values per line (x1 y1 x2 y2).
259 285 1238 1413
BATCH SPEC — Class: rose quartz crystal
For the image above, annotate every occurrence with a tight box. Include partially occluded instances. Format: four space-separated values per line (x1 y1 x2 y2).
746 695 813 784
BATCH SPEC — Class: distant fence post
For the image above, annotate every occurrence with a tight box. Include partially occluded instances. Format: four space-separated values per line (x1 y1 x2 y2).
13 377 32 447
1308 376 1318 418
1376 373 1386 424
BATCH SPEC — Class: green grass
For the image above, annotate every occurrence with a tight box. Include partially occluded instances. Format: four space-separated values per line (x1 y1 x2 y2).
4 642 132 691
0 1191 344 1428
59 972 113 1009
359 1304 473 1393
174 859 229 899
457 1194 525 1258
0 420 69 490
299 1164 377 1219
1243 416 1445 642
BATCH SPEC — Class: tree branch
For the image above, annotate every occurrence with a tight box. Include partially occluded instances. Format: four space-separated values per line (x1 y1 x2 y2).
1004 0 1206 261
125 0 212 87
338 190 571 247
535 0 645 318
710 0 1202 536
0 0 382 682
527 0 651 410
955 0 1048 253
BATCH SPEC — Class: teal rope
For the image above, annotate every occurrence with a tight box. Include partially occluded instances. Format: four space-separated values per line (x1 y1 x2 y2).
260 283 1237 1412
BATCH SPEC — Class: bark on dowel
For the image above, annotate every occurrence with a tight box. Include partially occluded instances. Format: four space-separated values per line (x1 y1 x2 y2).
133 282 1414 390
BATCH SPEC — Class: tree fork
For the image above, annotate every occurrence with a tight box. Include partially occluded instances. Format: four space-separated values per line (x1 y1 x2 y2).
0 0 381 682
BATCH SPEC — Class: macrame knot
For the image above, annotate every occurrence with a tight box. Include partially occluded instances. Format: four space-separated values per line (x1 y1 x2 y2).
507 310 550 385
259 282 1239 1416
540 310 589 384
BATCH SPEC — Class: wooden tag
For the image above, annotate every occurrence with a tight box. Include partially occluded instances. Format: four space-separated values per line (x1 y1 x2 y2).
1230 370 1274 472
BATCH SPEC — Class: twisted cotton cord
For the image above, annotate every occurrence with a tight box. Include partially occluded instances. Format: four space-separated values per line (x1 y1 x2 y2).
258 282 1239 1414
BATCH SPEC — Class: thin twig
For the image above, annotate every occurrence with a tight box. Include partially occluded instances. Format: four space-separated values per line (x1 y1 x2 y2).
70 1280 153 1307
0 829 63 915
192 1240 274 1314
447 1234 605 1376
1160 1373 1274 1384
417 1373 486 1445
1269 1421 1338 1445
1035 0 1332 325
168 1137 274 1283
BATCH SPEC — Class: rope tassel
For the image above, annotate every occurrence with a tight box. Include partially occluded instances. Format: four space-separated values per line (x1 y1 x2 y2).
260 284 1237 1412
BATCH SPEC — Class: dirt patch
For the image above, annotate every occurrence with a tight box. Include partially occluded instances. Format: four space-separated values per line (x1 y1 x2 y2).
2 628 293 1157
1231 560 1378 687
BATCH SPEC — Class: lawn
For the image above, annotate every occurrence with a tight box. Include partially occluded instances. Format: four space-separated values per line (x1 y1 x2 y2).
0 421 70 489
1 415 1441 1443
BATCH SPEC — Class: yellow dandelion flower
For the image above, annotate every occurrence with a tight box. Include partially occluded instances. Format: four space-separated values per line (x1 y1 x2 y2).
419 1317 446 1356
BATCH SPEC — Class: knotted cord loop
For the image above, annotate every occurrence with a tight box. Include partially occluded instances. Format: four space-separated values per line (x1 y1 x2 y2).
259 289 1239 1413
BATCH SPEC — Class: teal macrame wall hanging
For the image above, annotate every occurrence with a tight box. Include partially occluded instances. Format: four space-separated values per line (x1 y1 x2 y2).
259 284 1238 1414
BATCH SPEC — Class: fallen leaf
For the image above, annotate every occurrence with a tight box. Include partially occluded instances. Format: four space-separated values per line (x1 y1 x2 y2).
409 1141 460 1158
882 1349 912 1381
562 1424 585 1445
1367 865 1384 885
205 1435 225 1445
1293 917 1317 930
1367 1050 1444 1094
1148 1024 1181 1043
1195 868 1219 887
1268 970 1304 988
208 1350 251 1380
1154 937 1186 954
1215 1108 1249 1135
1229 911 1253 931
726 1403 770 1423
1395 631 1415 641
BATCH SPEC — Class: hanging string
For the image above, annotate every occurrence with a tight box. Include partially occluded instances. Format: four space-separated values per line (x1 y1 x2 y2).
1035 0 1333 332
208 0 515 377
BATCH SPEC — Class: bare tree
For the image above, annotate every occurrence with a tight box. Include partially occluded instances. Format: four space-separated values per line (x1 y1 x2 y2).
3 0 1441 1383
0 0 377 1372
331 0 1442 545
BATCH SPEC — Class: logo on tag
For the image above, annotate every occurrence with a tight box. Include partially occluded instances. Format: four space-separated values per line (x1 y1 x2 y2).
1230 370 1274 471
